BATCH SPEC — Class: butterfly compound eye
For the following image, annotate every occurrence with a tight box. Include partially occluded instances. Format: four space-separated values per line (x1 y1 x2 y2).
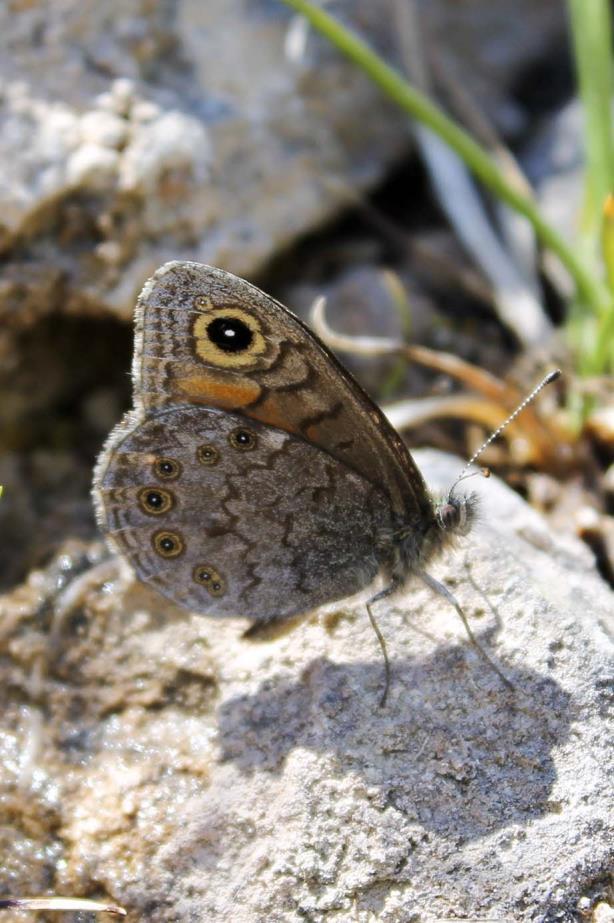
438 502 460 530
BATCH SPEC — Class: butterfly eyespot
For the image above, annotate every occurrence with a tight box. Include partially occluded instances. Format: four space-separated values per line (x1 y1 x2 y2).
194 295 211 310
153 530 185 558
229 427 257 451
153 457 182 480
191 307 266 368
193 564 226 597
138 487 174 515
206 316 253 353
197 444 220 466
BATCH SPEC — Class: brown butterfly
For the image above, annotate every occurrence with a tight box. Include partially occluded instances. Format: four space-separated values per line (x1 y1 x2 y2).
93 262 558 702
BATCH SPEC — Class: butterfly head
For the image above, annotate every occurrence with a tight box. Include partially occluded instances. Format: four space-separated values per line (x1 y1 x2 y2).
435 491 478 535
435 490 479 539
409 490 479 572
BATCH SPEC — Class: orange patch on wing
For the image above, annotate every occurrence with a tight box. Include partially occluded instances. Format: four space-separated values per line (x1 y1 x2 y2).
176 374 261 408
175 379 303 436
250 395 301 434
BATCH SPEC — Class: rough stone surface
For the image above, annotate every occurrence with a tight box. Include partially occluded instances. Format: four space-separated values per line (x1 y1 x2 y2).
0 0 564 323
0 450 611 922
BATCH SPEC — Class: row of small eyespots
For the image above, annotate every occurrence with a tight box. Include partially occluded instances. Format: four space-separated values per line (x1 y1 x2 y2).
138 427 259 515
138 431 256 598
150 425 258 479
152 530 225 597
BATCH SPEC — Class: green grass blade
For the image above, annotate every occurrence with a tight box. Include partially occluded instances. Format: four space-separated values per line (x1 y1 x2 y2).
567 0 614 265
279 0 609 318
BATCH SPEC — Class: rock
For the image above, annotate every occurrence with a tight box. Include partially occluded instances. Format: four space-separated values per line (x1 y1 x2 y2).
0 0 566 322
0 450 611 921
592 903 614 923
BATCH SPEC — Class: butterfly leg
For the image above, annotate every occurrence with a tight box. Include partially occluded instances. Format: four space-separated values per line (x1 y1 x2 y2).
418 570 513 691
366 579 401 708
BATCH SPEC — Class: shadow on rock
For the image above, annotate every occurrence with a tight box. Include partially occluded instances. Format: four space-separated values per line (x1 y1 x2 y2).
217 640 572 842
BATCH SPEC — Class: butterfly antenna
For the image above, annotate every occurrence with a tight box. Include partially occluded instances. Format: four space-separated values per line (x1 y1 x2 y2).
450 369 561 493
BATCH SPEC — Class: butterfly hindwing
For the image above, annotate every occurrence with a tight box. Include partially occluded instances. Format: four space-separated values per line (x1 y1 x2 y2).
96 406 394 620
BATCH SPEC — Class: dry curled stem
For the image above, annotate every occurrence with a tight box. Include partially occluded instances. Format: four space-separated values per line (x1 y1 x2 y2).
0 897 126 915
310 295 571 472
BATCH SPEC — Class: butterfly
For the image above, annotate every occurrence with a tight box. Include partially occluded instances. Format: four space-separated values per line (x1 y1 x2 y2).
93 261 558 702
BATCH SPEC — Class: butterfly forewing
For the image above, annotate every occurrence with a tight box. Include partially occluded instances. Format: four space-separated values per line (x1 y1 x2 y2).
132 262 431 522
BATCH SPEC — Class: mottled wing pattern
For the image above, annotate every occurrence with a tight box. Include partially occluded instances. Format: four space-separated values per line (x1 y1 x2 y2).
132 261 431 522
96 407 394 620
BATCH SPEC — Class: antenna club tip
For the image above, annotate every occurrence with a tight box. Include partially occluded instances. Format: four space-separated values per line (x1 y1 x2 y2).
545 369 562 384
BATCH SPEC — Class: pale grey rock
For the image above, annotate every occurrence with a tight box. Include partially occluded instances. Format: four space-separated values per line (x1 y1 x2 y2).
0 451 611 921
0 0 565 321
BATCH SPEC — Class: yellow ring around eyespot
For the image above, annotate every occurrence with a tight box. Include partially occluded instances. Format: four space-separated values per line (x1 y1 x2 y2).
153 457 182 481
152 530 185 558
196 444 220 466
192 308 267 369
138 486 174 516
228 427 257 451
192 563 226 596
